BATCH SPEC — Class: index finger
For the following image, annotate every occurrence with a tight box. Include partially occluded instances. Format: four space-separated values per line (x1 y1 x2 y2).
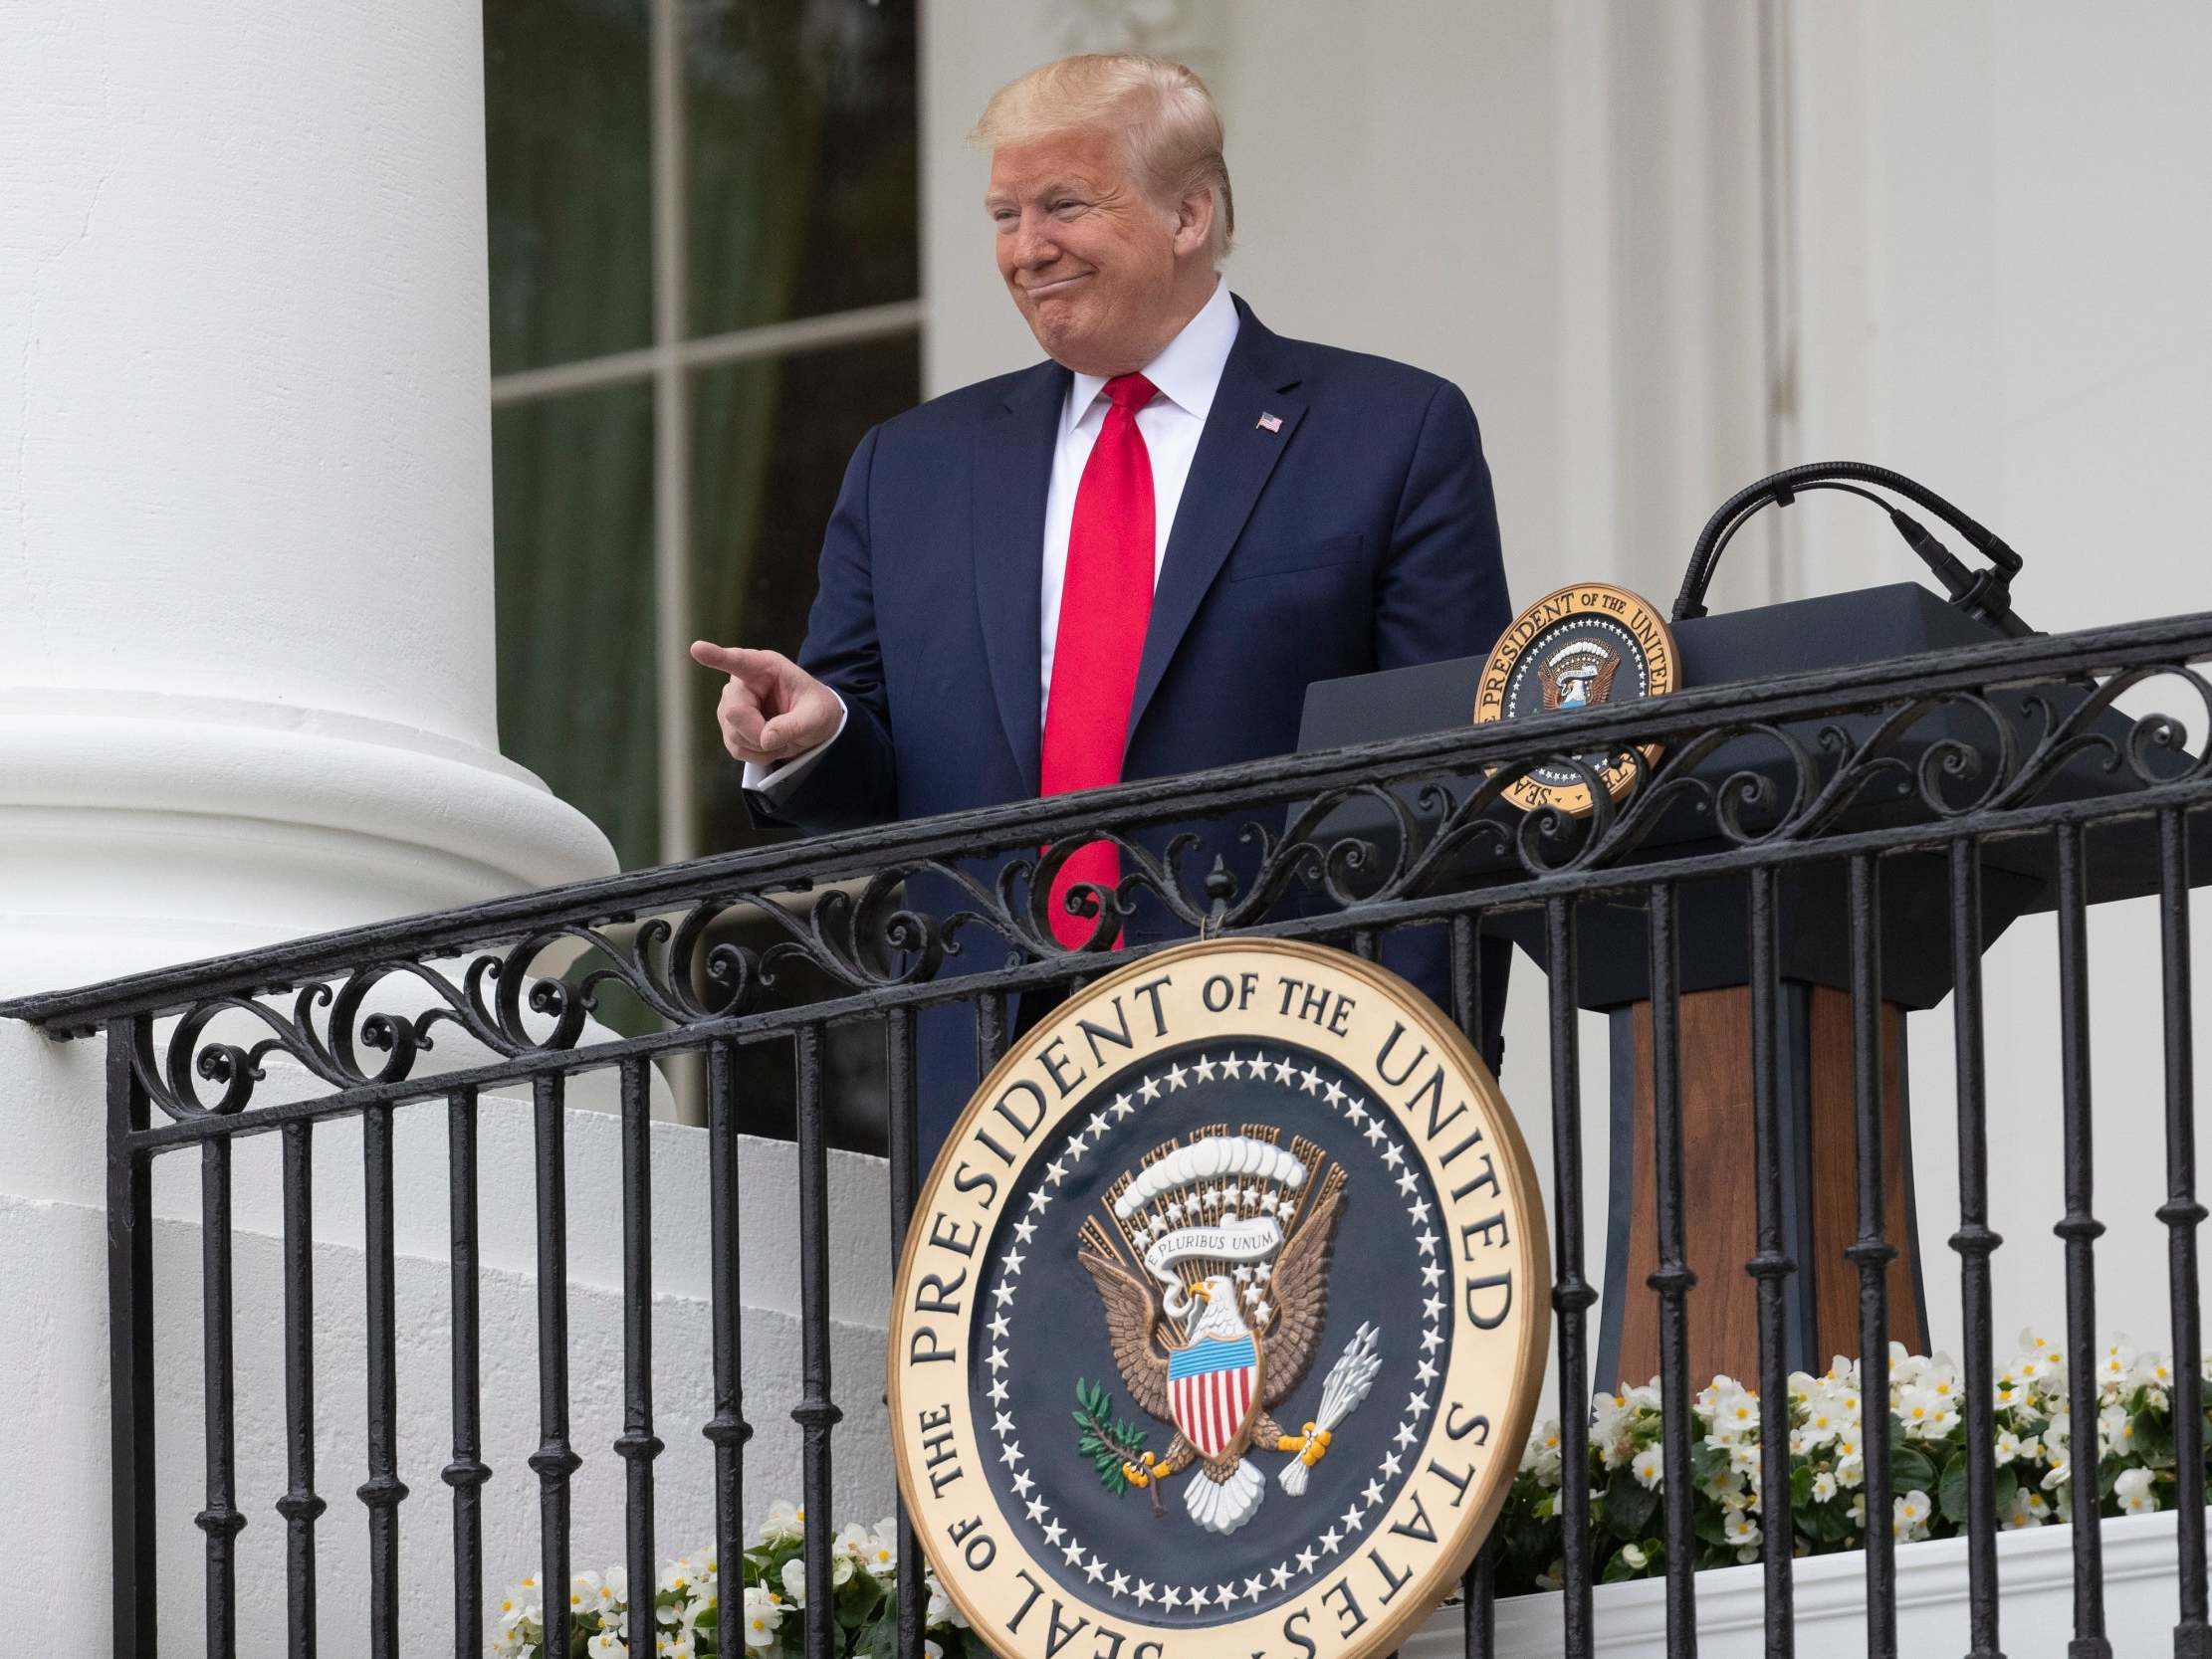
689 640 777 681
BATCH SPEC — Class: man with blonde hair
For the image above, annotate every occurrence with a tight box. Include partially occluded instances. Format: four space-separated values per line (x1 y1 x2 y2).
693 54 1510 1148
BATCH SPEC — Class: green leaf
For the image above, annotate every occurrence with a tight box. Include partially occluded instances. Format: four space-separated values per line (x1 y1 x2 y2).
1994 1463 2019 1519
1937 1452 1969 1526
1606 1466 1659 1541
1890 1441 1936 1493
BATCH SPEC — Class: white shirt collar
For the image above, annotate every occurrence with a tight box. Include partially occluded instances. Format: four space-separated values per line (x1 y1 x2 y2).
1063 275 1239 435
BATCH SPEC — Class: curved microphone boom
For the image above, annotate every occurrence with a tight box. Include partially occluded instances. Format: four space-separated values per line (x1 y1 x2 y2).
1671 461 2036 638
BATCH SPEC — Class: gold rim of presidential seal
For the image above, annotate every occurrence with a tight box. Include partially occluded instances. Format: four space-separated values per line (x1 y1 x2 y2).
1471 581 1679 816
886 937 1551 1659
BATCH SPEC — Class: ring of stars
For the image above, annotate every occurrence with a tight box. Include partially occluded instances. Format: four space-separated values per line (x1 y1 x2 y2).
983 1046 1447 1619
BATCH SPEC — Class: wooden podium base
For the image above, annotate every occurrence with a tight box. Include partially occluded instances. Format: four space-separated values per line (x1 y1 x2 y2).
1597 984 1928 1392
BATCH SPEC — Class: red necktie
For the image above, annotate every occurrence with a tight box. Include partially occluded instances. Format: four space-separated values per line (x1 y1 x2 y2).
1040 372 1159 947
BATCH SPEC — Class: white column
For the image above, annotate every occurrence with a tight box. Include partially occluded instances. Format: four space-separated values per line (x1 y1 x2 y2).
0 0 618 1631
1 0 615 995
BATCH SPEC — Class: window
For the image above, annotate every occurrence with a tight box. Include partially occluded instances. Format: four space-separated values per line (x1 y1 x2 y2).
485 0 921 873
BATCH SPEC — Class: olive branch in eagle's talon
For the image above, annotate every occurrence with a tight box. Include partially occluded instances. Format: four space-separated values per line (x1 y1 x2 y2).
1072 1377 1167 1518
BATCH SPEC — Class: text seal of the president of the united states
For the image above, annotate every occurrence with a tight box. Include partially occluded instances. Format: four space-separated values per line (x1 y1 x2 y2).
888 938 1550 1659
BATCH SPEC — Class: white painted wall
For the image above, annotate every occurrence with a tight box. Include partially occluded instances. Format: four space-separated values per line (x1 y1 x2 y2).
1779 0 2212 1368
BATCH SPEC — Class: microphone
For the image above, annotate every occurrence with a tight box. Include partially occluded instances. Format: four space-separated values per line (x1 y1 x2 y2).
1671 462 2035 638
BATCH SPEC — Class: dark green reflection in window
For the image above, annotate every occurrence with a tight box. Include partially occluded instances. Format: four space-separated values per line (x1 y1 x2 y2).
486 0 654 375
685 0 920 337
689 331 922 856
494 381 660 870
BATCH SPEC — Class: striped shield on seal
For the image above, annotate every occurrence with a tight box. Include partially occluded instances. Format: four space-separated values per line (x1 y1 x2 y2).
1166 1334 1259 1460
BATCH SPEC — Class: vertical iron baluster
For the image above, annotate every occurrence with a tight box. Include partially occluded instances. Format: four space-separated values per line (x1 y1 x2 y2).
1540 898 1595 1658
360 1101 408 1659
443 1087 491 1659
976 991 1008 1080
1846 855 1895 1659
2159 808 2209 1659
1647 883 1698 1654
198 1136 244 1659
705 1041 753 1634
793 1026 844 1659
109 1020 157 1659
1448 919 1502 1659
1461 1541 1497 1659
1746 867 1795 1656
885 1009 927 1659
2053 826 2110 1659
278 1121 326 1659
531 1074 581 1656
1948 841 2005 1659
615 1059 664 1641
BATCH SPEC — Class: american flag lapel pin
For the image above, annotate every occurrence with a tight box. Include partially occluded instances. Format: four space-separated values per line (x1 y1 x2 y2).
1256 411 1282 433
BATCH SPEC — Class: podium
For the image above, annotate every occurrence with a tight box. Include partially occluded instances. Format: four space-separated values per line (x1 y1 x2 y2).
1295 583 2199 1389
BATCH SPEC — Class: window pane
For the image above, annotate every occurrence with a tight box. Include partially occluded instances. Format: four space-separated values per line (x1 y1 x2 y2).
684 0 920 337
486 0 654 375
688 330 922 855
494 381 660 870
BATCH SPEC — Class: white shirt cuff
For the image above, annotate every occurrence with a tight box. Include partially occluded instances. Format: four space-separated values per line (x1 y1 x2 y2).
741 693 849 798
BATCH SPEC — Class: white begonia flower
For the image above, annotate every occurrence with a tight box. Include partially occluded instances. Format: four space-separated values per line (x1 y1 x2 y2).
588 1633 624 1658
2100 1404 2136 1458
2098 1338 2137 1387
2041 1450 2072 1491
1724 1511 1761 1548
863 1520 901 1576
926 1569 970 1629
1896 1387 1956 1439
2115 1467 2159 1516
1620 1543 1650 1570
834 1522 876 1564
1811 1471 1839 1504
759 1501 805 1546
1631 1446 1664 1490
1993 1429 2025 1466
742 1584 785 1650
781 1555 809 1608
2005 1485 2039 1531
1707 1386 1759 1444
927 1642 946 1659
1892 1490 1932 1542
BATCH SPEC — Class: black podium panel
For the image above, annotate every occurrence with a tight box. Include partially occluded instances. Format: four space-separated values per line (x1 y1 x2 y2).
1294 583 2204 1010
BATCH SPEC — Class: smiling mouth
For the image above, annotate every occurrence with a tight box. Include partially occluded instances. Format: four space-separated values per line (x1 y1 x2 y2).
1022 273 1091 301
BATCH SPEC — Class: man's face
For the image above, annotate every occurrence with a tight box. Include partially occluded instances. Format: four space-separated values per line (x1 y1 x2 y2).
987 125 1193 376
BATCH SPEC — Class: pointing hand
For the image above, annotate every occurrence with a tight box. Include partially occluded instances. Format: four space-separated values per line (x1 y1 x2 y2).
689 642 842 766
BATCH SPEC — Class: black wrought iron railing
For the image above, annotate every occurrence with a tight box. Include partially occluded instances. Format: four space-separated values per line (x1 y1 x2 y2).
9 609 2212 1658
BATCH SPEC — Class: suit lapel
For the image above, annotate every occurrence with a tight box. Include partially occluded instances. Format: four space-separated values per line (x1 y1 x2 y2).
973 360 1069 795
1126 302 1307 749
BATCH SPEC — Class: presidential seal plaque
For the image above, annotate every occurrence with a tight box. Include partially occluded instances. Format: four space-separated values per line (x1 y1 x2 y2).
1472 581 1679 815
889 938 1549 1659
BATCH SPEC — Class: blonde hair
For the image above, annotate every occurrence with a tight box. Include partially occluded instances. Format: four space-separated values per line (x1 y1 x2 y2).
972 54 1234 258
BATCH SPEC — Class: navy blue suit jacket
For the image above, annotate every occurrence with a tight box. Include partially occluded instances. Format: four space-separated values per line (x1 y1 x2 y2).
751 295 1511 1149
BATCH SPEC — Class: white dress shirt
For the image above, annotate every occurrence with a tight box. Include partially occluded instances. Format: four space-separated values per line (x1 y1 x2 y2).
749 276 1240 796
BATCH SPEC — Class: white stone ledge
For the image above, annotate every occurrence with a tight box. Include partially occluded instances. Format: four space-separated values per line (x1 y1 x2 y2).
1407 1507 2200 1657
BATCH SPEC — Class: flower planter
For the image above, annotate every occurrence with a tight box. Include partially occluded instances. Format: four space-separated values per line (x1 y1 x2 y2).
1395 1509 2195 1657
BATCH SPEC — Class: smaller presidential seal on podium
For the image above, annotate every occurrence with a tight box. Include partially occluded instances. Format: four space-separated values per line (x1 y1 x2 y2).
1472 581 1680 816
888 939 1549 1659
